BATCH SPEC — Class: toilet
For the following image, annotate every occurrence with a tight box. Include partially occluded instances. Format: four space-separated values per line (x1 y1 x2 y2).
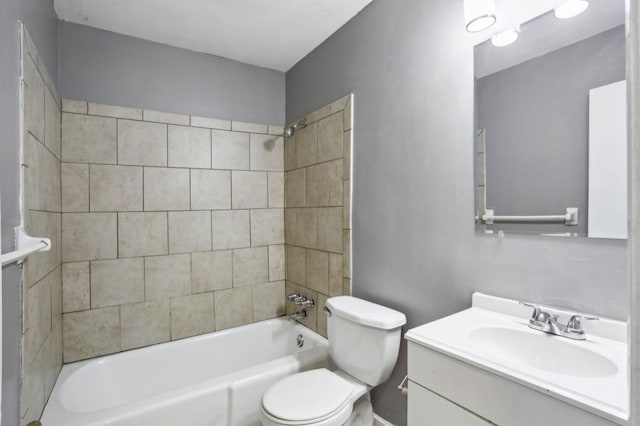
260 296 407 426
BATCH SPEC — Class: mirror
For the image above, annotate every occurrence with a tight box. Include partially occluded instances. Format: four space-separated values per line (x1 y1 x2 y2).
474 0 627 239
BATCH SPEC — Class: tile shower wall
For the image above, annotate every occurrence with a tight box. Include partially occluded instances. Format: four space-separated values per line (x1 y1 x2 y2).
284 95 353 336
20 26 63 424
60 100 285 362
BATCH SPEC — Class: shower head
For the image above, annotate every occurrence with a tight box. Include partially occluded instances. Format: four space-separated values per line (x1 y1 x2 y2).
284 119 307 138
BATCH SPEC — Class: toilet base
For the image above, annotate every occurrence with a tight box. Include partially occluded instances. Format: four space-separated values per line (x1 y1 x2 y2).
343 393 374 426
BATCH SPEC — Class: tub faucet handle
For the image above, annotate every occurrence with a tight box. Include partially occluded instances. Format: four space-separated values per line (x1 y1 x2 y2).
288 293 301 302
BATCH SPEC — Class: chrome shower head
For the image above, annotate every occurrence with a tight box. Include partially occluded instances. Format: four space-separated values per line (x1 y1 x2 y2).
284 119 308 138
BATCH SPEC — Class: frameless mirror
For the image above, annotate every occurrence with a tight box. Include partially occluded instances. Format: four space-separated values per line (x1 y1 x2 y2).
474 0 627 238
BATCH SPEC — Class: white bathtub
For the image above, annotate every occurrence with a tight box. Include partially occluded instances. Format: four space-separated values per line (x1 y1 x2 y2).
41 318 329 426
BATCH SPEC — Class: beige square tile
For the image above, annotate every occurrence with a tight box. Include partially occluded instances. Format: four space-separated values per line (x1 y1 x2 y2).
169 211 212 253
145 254 192 301
306 249 329 294
214 287 253 330
62 113 117 164
295 122 317 168
343 130 351 178
307 104 332 123
143 110 189 125
250 134 284 171
285 281 317 331
91 258 144 308
253 281 285 321
318 113 344 162
232 121 268 133
168 125 211 168
62 262 90 312
285 168 306 208
63 307 120 363
24 133 61 212
44 87 61 159
306 162 329 207
211 210 250 250
171 293 215 340
24 211 60 286
43 321 62 398
329 254 343 297
268 125 284 136
51 265 63 326
233 247 268 287
191 170 231 210
62 99 87 114
268 172 284 208
62 213 117 262
343 230 351 279
343 181 351 229
286 245 305 285
192 251 232 293
328 159 344 206
121 300 170 350
316 294 329 337
212 130 249 170
343 278 351 295
232 171 268 209
144 167 190 211
269 245 285 282
90 165 143 212
293 208 318 249
23 275 51 365
284 134 296 171
344 96 352 131
330 95 350 114
20 343 45 421
62 163 89 213
118 120 167 166
118 212 168 258
23 53 44 143
89 103 142 120
191 116 231 130
317 208 342 253
250 209 284 246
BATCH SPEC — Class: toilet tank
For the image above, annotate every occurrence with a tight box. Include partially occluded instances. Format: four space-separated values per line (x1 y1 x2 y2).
326 296 406 386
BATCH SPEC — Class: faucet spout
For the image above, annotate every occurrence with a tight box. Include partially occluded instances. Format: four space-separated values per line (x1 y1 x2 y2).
288 310 307 321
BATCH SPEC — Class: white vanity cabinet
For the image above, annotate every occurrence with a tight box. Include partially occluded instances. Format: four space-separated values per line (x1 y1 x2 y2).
404 293 628 426
407 341 619 426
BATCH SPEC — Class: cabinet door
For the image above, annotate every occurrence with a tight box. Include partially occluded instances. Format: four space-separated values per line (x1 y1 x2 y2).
408 381 491 426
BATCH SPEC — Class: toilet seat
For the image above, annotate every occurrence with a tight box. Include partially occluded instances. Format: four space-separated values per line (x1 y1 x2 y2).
261 369 356 425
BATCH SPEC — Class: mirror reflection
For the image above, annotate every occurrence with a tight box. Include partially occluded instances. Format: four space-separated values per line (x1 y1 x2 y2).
474 0 627 239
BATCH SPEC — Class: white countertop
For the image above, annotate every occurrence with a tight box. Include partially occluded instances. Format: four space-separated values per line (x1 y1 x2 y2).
405 293 629 424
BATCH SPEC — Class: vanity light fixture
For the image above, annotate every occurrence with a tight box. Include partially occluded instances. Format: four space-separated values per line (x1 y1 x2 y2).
491 27 520 47
554 0 589 19
464 0 497 33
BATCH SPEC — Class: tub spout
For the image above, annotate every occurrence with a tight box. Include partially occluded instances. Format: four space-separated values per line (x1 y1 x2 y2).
288 310 307 321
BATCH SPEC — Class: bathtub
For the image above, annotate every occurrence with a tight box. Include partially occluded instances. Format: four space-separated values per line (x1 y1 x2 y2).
41 318 329 426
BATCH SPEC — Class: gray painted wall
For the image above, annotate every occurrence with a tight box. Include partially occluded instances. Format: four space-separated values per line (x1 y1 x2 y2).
0 0 58 425
286 0 627 424
477 26 625 236
58 22 286 125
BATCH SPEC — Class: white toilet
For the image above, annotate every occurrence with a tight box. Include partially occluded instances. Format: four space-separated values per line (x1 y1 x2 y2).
260 296 407 426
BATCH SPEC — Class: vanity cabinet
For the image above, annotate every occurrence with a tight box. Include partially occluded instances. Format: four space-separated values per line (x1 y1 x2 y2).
407 341 621 426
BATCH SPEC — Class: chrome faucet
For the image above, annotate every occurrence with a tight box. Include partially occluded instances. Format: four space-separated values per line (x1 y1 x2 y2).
288 310 307 321
519 301 599 340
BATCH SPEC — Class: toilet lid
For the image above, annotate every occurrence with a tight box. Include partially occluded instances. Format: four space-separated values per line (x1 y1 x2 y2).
262 369 353 422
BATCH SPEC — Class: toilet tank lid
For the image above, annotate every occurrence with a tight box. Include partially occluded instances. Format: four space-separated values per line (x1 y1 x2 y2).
326 296 406 330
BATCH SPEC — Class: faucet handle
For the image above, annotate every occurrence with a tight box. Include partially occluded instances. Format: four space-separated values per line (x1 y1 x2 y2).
288 293 301 302
566 314 599 331
519 301 551 324
519 301 540 317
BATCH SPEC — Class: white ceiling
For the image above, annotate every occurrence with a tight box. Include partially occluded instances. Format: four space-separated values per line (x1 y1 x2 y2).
53 0 374 72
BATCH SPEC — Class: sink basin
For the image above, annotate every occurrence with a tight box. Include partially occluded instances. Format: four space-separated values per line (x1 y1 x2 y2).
468 327 618 378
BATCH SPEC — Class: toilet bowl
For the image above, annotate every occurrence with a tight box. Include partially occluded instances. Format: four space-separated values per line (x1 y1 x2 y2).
260 297 406 426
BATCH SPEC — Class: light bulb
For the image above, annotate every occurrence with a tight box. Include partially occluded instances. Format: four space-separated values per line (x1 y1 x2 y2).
491 27 519 47
554 0 589 19
464 0 497 33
